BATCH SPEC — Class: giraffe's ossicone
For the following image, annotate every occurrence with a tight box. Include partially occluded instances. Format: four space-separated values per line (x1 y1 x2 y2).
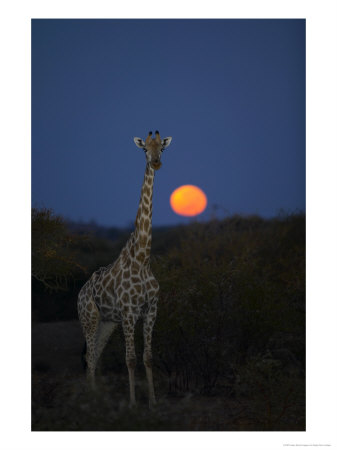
77 131 172 408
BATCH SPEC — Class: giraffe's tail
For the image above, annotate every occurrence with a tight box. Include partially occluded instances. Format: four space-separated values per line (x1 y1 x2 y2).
81 341 87 370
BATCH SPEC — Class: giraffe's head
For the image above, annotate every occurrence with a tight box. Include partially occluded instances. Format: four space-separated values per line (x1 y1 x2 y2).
134 131 172 170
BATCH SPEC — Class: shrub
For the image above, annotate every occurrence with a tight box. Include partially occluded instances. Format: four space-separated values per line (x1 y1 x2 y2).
151 214 305 396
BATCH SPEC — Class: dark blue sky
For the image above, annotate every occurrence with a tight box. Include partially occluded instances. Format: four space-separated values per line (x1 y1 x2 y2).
32 19 305 227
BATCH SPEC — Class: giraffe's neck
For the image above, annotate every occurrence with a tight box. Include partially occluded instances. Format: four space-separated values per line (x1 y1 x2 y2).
131 163 155 265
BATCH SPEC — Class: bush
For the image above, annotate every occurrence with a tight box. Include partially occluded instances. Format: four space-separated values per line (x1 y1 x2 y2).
151 214 305 397
32 208 88 291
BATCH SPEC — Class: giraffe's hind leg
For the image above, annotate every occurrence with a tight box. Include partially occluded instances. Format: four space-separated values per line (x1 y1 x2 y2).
78 298 100 389
95 321 118 364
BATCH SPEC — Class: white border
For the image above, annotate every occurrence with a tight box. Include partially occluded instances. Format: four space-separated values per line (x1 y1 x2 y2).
1 1 336 449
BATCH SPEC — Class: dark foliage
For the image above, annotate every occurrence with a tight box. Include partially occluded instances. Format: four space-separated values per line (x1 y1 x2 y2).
32 208 88 292
32 211 305 431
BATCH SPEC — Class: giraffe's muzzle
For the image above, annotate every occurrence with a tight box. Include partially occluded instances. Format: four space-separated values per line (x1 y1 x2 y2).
151 160 162 170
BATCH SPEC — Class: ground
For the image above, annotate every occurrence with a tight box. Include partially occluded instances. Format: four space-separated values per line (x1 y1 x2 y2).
31 321 235 431
32 320 304 432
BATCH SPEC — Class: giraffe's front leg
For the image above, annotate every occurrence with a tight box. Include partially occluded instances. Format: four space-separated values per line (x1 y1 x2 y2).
143 301 157 408
122 317 137 407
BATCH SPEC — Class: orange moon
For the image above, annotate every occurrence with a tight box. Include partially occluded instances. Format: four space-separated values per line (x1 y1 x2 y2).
170 185 207 217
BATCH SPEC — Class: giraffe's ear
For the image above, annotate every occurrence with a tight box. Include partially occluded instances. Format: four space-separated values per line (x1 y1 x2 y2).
134 137 146 148
161 137 172 149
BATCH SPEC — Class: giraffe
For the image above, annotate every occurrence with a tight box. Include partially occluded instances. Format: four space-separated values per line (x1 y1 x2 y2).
77 130 172 408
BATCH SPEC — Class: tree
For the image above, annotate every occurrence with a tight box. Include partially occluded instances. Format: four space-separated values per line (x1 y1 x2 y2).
32 208 87 291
